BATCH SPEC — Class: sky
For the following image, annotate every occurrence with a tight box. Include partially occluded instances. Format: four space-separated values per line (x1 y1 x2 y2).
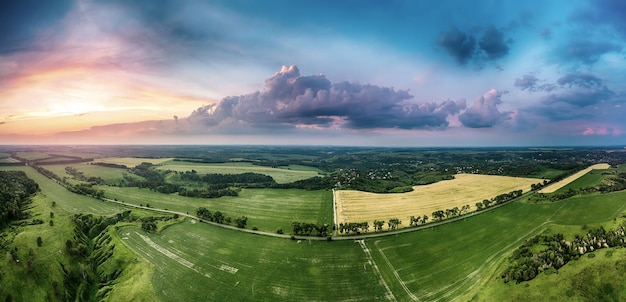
1 0 625 146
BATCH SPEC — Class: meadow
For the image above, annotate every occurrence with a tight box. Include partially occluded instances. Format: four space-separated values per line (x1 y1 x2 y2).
102 186 333 233
156 161 323 183
335 174 542 227
117 222 390 301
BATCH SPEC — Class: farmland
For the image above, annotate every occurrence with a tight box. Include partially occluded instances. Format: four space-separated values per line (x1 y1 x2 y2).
335 174 542 227
119 222 389 301
2 145 626 302
102 186 333 233
156 161 323 183
539 163 611 193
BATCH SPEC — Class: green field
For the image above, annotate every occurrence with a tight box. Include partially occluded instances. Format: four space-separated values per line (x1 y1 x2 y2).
118 222 389 301
156 161 323 183
102 186 333 232
555 172 604 192
367 190 626 301
43 163 142 185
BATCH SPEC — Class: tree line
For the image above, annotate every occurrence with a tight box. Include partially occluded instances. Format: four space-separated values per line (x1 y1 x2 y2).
291 222 330 237
196 207 248 228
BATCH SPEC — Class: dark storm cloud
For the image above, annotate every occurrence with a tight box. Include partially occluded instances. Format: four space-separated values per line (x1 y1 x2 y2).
438 25 512 67
437 27 477 65
478 25 510 60
556 73 603 88
458 89 508 128
186 66 466 131
0 0 73 53
545 88 614 108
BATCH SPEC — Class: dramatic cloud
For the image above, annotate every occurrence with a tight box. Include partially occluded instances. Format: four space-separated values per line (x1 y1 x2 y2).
556 73 603 88
439 25 511 66
545 88 614 108
478 25 510 60
186 65 466 131
458 89 507 128
437 27 476 65
560 40 622 64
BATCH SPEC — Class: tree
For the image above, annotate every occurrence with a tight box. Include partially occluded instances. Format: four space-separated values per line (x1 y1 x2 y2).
432 210 445 221
388 218 401 230
37 236 43 247
476 202 484 210
373 220 385 231
213 211 225 224
276 227 284 234
50 211 54 218
421 215 429 224
49 220 54 226
235 216 248 228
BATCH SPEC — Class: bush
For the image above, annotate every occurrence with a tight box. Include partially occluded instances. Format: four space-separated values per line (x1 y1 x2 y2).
276 227 283 234
37 237 43 247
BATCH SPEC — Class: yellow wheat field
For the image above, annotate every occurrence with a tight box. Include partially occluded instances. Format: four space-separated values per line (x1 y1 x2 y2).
538 163 610 193
335 174 543 227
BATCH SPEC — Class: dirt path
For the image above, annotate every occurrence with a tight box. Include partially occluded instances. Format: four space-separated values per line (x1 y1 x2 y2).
539 163 610 193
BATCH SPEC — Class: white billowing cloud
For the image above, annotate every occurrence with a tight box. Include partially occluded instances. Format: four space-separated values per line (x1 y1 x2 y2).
183 65 467 132
458 89 508 128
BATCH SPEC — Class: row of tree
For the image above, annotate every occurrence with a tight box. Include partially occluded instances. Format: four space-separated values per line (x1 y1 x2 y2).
432 205 471 221
291 222 330 237
196 207 248 228
475 190 523 211
338 218 403 234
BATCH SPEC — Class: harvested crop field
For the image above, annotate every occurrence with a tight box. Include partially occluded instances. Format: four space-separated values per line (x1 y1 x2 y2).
539 163 610 193
335 174 542 227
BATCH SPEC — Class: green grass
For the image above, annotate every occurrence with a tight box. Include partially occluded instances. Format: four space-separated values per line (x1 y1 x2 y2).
549 191 626 225
102 186 333 233
555 172 604 192
118 222 389 301
0 166 123 215
367 190 626 301
157 161 323 183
